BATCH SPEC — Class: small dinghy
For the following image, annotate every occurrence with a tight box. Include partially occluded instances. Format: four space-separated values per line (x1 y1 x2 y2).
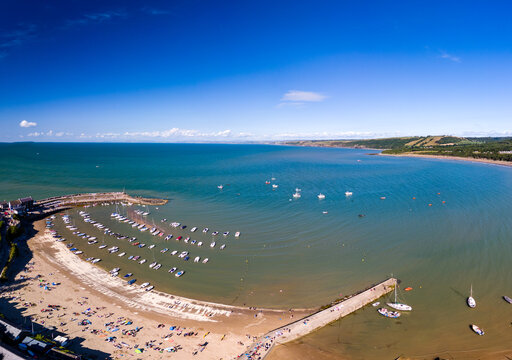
470 324 484 335
503 295 512 304
202 258 209 264
378 308 400 318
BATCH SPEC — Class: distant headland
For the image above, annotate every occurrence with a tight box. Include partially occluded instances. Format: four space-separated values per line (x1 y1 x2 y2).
280 135 512 165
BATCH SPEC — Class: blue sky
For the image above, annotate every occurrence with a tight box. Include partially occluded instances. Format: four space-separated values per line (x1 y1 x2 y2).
1 0 512 142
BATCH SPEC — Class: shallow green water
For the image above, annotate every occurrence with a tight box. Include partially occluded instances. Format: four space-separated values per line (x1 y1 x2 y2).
1 142 512 358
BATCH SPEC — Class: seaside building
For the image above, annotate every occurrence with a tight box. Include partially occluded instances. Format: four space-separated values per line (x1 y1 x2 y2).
0 201 8 211
8 196 34 214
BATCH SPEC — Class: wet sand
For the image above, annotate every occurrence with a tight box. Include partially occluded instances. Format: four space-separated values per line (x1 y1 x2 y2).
0 219 309 359
380 153 512 168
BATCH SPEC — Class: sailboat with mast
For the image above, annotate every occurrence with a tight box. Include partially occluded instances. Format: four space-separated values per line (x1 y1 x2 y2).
467 284 476 308
387 285 412 311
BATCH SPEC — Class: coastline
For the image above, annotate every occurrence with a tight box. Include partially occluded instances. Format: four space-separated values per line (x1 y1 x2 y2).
0 219 309 359
379 152 512 168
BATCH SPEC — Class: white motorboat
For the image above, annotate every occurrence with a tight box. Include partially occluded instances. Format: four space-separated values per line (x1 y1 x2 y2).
317 193 326 199
153 264 161 270
148 244 155 249
471 324 484 335
235 231 240 237
202 258 209 264
272 184 278 188
467 284 476 308
99 245 107 249
145 286 154 292
139 259 146 264
217 184 224 189
194 256 200 263
191 227 197 232
175 270 185 277
210 242 216 248
203 228 209 233
171 250 178 255
292 188 301 198
149 262 157 268
168 267 177 273
377 308 400 318
220 244 226 250
118 252 126 257
140 282 150 288
197 241 203 247
345 191 353 196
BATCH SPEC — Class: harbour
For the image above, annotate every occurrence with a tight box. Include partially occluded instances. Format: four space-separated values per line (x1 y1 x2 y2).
2 142 512 358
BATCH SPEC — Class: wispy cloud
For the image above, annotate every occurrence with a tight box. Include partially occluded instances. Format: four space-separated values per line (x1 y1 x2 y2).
281 90 327 102
65 10 127 27
0 24 38 58
278 90 327 107
439 50 461 63
19 120 37 128
141 7 171 16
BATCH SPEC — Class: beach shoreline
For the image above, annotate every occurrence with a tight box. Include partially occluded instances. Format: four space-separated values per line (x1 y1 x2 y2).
378 152 512 168
0 219 309 359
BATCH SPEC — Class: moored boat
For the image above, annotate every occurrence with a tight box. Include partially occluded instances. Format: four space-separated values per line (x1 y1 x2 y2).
467 284 476 308
503 295 512 304
470 324 484 335
387 286 412 311
377 308 400 318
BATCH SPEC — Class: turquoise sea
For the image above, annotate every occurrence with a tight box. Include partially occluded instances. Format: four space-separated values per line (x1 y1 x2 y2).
1 142 512 358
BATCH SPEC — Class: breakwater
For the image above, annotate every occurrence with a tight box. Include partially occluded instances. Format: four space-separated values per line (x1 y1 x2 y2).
31 192 167 216
239 277 397 359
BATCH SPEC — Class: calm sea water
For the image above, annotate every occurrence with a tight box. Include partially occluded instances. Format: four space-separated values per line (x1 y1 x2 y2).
1 142 512 358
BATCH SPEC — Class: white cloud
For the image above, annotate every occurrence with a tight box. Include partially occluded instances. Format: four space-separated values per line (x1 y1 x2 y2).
281 90 327 102
439 51 461 63
120 128 232 139
19 120 37 128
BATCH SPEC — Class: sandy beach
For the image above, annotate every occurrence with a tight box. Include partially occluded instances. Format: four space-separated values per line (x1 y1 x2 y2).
0 219 309 359
379 152 512 168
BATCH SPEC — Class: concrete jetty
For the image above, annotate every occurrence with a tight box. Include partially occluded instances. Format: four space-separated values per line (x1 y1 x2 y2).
30 192 167 217
238 277 397 359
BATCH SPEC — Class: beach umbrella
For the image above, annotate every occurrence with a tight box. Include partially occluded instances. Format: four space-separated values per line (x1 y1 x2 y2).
135 348 143 353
